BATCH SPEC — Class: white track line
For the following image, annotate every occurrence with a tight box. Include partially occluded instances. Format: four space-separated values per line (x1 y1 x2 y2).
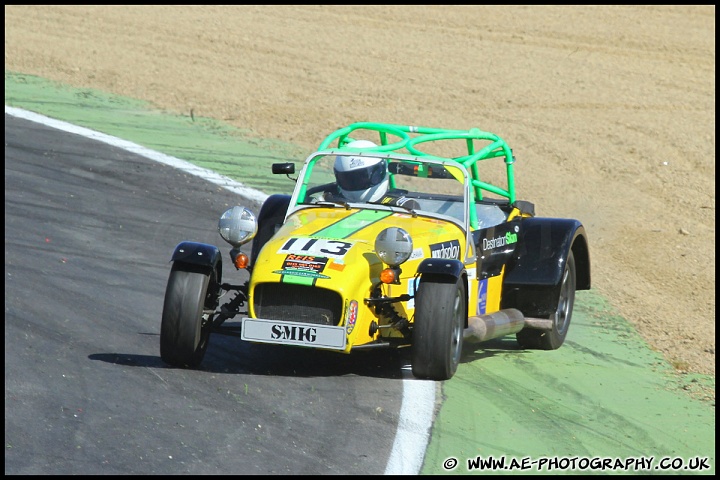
384 369 436 475
4 106 269 204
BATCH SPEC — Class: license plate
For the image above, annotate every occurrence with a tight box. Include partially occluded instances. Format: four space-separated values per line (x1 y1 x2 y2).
241 318 347 350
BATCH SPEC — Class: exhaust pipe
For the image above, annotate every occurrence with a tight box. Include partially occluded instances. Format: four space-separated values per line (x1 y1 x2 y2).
463 309 553 343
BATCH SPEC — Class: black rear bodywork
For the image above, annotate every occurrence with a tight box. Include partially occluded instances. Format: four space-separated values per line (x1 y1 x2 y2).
500 216 590 317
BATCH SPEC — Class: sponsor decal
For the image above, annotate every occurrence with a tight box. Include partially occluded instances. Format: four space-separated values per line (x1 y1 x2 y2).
273 254 330 279
278 237 353 259
282 254 328 272
430 239 461 259
272 269 330 279
481 226 519 252
477 279 488 315
346 300 358 334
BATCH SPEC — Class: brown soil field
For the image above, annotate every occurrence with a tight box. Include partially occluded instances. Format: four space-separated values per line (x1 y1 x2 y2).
5 6 715 392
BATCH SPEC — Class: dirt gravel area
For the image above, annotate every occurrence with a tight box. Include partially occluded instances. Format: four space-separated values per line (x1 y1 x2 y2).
5 6 715 388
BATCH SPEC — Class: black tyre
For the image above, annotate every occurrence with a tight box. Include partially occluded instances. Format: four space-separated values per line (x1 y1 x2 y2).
517 251 577 350
411 275 466 380
160 263 213 367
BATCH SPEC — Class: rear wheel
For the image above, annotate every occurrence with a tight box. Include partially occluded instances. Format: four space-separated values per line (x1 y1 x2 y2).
160 263 214 367
517 251 576 350
411 275 466 380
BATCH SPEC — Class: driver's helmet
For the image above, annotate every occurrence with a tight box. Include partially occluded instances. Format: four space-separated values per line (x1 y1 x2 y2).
333 140 389 203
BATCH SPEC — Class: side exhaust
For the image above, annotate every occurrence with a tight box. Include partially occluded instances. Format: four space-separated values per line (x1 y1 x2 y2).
463 308 553 343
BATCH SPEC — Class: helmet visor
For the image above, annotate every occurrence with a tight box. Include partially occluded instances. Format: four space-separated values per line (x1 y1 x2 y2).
334 161 387 192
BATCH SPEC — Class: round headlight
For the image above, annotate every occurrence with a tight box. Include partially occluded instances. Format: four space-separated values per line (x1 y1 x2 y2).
218 206 257 247
375 227 413 266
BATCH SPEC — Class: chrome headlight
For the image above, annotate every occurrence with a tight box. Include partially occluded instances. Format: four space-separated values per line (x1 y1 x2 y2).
375 227 413 266
218 206 257 247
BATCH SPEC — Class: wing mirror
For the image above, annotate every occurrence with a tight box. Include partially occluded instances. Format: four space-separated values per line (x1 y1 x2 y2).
272 162 295 175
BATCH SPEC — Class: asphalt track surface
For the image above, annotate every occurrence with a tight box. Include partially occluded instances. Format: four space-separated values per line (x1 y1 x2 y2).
4 81 715 475
4 113 429 474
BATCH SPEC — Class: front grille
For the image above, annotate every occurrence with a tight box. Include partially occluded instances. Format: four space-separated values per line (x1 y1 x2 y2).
253 283 343 326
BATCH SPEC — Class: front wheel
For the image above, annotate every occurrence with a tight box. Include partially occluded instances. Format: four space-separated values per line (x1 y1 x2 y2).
160 263 214 367
411 275 466 380
517 251 577 350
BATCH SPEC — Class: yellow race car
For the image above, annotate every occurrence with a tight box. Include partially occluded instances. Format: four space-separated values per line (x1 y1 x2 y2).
160 122 591 380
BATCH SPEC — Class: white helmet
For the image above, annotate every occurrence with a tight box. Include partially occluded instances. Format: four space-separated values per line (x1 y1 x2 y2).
333 140 389 202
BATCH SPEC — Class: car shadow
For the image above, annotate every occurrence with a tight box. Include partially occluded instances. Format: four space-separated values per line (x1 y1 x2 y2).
91 331 530 380
89 331 408 380
459 336 527 364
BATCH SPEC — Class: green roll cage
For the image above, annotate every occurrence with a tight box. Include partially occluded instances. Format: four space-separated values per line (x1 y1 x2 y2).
311 122 516 230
